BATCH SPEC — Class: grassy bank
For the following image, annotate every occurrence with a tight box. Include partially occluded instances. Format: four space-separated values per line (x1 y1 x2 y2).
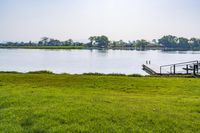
0 72 200 132
0 45 85 49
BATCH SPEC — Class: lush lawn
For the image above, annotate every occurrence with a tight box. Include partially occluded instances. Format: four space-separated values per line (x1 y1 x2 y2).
0 73 200 132
0 46 85 49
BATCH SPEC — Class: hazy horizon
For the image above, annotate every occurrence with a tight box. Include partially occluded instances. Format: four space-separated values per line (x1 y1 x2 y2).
0 0 200 42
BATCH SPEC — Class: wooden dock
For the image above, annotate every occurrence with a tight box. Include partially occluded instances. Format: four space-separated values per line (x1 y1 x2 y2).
142 64 160 75
142 60 200 75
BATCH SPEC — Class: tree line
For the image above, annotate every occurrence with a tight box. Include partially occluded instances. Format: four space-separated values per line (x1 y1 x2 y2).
158 35 200 50
1 35 200 50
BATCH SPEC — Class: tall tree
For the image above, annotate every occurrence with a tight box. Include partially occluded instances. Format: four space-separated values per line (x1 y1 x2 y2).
88 36 96 46
41 37 49 45
158 35 178 48
88 35 109 48
95 35 109 48
189 38 200 48
177 37 189 49
136 39 149 49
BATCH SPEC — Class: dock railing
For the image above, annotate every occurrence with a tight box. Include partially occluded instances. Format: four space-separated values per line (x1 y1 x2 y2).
160 60 199 75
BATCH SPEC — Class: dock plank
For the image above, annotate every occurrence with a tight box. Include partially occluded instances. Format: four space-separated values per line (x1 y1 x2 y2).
142 64 160 75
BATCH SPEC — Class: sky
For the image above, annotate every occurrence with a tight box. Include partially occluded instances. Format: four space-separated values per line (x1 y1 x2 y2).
0 0 200 42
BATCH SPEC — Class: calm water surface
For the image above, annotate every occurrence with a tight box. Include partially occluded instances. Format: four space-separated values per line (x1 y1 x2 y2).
0 49 200 74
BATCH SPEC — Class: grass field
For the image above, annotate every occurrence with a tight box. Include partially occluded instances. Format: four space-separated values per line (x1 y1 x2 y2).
0 46 85 49
0 72 200 132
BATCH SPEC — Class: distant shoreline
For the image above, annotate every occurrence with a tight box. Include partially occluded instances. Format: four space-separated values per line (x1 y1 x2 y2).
1 45 200 51
0 45 85 49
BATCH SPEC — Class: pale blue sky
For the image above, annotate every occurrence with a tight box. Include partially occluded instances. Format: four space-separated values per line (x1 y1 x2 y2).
0 0 200 42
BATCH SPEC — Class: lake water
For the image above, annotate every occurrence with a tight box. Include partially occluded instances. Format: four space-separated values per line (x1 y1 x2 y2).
0 49 200 75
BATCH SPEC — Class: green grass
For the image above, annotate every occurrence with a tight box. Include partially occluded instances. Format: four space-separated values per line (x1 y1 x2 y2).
0 45 85 49
0 73 200 133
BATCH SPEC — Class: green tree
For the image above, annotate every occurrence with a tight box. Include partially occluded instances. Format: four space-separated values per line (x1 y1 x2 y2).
88 35 109 48
95 36 109 48
177 37 189 49
48 38 61 46
41 37 49 45
189 38 200 49
136 39 149 49
64 39 74 46
158 35 178 48
89 36 96 46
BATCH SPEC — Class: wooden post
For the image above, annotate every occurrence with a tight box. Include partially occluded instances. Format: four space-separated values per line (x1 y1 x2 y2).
173 65 176 74
193 64 196 75
186 65 189 74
